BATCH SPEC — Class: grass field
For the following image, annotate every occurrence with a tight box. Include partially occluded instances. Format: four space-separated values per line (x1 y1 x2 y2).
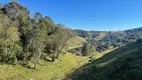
94 32 106 41
0 52 88 80
67 36 86 49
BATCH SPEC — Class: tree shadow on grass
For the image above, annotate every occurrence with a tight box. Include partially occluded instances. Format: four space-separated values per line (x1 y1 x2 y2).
63 41 142 80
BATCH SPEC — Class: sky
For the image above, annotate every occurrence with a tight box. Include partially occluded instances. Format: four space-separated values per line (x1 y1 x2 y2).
1 0 142 31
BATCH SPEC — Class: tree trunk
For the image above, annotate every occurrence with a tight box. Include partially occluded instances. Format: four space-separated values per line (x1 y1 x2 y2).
33 49 42 69
65 46 68 54
52 55 55 62
56 52 60 59
56 46 64 59
34 60 37 69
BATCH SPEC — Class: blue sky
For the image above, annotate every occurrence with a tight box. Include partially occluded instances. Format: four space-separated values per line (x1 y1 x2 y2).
1 0 142 31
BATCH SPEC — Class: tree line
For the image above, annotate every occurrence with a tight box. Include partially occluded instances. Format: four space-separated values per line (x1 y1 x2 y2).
0 2 74 69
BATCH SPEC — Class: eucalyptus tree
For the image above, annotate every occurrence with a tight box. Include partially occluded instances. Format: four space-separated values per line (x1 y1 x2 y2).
25 13 48 69
4 2 29 21
0 14 20 64
46 24 74 62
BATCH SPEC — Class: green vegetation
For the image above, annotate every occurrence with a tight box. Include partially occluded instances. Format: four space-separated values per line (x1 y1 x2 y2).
64 39 142 80
0 1 74 69
67 36 86 49
74 27 142 54
1 1 142 80
0 53 88 80
82 43 96 56
94 32 106 41
73 29 106 40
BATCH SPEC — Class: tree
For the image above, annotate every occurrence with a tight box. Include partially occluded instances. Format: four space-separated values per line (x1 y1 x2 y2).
25 25 46 69
4 2 29 20
45 25 74 62
32 12 42 23
0 14 20 64
82 42 96 56
24 13 47 69
44 16 56 35
82 43 91 56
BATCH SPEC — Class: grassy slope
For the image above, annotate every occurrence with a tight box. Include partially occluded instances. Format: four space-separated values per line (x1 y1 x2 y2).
0 53 88 80
0 36 87 80
65 42 142 80
67 36 86 49
94 32 106 41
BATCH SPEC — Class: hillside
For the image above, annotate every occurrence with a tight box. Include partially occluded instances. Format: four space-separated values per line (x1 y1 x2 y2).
0 53 88 80
73 27 142 53
64 40 142 80
0 2 89 80
67 36 86 49
94 32 106 41
73 29 107 40
1 1 142 80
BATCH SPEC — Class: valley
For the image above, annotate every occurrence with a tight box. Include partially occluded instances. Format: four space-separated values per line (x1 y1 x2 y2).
0 1 142 80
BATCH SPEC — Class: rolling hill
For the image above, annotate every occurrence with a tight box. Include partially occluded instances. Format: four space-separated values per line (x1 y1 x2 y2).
64 39 142 80
1 1 142 80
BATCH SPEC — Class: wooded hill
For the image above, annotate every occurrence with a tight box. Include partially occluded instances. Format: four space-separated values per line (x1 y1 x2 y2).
72 27 142 56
